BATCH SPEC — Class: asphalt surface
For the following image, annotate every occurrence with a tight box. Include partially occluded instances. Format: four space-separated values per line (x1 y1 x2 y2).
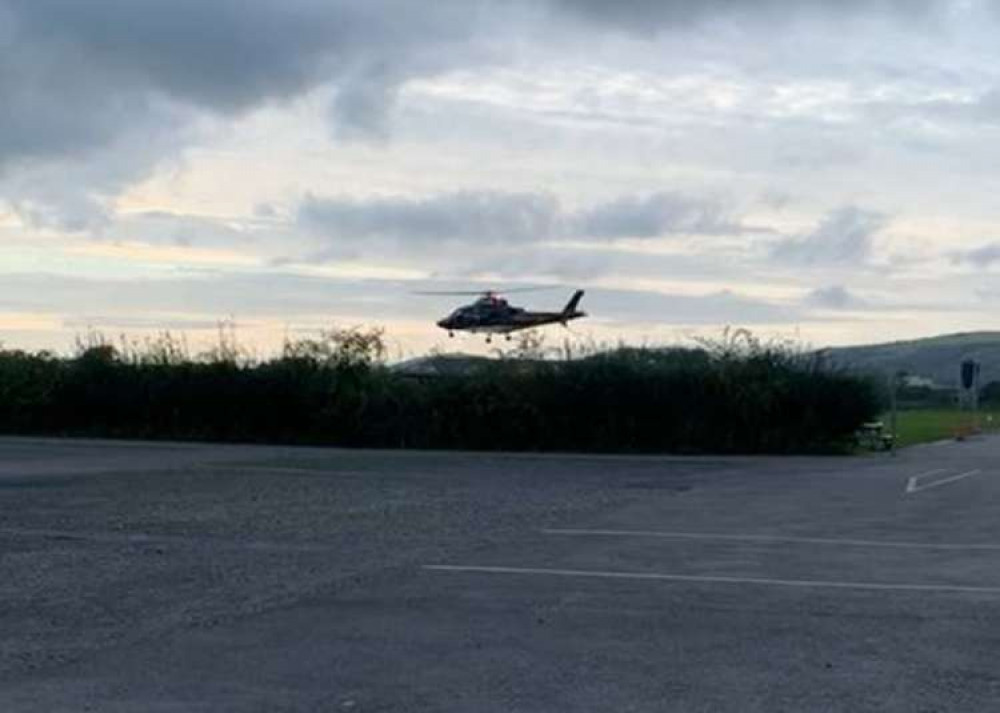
2 436 1000 711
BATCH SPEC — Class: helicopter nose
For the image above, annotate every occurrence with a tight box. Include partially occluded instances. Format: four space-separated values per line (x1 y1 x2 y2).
436 318 449 329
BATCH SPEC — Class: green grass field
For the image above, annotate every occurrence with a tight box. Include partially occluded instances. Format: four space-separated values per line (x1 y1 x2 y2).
887 409 999 448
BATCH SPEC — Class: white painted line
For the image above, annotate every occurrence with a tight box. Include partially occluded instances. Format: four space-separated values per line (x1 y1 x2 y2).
197 465 368 477
904 468 945 493
541 529 1000 551
906 469 983 495
424 565 1000 595
906 469 946 494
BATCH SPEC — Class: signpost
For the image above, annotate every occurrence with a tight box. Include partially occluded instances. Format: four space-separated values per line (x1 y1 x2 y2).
959 359 981 438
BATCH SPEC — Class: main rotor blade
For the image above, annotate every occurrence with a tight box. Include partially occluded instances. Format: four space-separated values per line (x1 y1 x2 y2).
500 286 564 294
413 286 563 296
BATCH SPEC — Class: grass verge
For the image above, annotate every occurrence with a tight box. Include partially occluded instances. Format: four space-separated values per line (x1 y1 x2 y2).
889 409 999 448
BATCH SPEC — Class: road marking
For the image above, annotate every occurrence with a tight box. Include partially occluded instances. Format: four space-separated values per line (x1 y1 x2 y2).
903 469 946 494
906 469 983 495
902 469 945 493
541 528 1000 551
424 565 1000 595
197 465 369 477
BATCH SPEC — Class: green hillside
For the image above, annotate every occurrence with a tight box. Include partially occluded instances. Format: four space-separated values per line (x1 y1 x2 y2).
826 332 1000 387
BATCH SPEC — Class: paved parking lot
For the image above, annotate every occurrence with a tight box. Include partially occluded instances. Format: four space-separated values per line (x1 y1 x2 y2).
1 436 999 711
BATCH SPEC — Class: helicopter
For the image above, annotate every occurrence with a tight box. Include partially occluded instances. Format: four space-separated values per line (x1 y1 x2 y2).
423 288 587 343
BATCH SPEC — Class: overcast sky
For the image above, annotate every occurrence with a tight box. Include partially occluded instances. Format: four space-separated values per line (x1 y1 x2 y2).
3 0 1000 357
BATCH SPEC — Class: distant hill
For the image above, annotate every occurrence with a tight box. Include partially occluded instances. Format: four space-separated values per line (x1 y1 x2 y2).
825 332 1000 387
391 353 494 378
394 333 1000 389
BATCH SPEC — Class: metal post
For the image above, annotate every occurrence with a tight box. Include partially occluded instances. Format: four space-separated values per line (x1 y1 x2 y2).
889 371 898 456
960 359 981 436
974 361 981 433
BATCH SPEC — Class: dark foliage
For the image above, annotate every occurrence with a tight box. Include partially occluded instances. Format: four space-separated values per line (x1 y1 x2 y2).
980 380 1000 405
0 330 879 454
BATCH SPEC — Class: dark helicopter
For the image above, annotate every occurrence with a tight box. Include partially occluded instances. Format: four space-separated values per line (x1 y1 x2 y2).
423 288 587 343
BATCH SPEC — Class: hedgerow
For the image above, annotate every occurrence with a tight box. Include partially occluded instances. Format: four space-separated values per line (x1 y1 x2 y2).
0 327 879 453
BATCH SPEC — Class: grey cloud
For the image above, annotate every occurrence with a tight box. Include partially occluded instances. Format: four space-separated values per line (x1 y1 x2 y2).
951 242 1000 268
299 191 560 245
552 0 937 32
298 190 741 252
1 121 191 233
10 191 111 234
1 2 307 169
574 192 739 238
2 1 480 135
462 245 765 286
0 0 948 174
803 286 964 315
253 203 280 220
0 0 966 235
772 206 889 265
5 0 339 112
0 0 491 221
462 249 616 283
595 287 798 325
804 285 866 310
331 76 400 142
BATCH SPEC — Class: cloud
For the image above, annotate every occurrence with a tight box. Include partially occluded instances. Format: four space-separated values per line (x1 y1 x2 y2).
595 287 798 325
0 0 949 173
804 285 866 310
2 127 194 233
0 1 489 154
552 0 937 32
951 242 1000 268
0 0 496 224
574 192 739 238
0 271 798 332
299 191 560 247
0 272 408 320
61 315 226 332
771 206 889 265
298 189 741 255
0 0 976 232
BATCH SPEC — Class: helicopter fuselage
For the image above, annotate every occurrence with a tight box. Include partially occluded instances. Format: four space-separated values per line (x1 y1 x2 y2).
436 291 586 337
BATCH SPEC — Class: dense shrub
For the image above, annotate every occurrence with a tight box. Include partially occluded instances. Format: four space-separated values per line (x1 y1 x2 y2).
0 329 879 454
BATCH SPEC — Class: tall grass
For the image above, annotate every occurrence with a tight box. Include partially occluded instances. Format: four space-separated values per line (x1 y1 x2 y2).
0 327 879 453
